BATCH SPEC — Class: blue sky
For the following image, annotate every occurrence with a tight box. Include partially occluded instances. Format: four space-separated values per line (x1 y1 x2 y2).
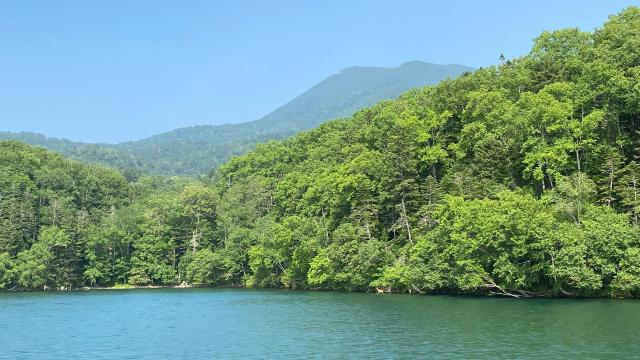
0 1 636 143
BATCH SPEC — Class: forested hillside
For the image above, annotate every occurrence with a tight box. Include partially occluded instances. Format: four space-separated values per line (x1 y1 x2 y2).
0 142 131 289
0 62 471 176
0 141 199 289
2 7 640 297
210 7 640 297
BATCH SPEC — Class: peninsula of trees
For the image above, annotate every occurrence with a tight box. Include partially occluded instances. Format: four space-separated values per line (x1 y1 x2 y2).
1 7 640 297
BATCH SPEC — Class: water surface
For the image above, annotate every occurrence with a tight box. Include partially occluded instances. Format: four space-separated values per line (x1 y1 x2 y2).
0 289 638 359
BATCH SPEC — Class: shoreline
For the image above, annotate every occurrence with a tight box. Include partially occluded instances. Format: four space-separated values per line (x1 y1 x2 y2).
1 285 634 299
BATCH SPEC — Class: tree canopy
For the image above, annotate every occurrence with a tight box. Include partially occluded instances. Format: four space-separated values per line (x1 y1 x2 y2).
2 7 640 297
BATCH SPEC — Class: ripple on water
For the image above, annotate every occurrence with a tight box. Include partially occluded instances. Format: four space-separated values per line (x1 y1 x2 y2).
0 289 638 359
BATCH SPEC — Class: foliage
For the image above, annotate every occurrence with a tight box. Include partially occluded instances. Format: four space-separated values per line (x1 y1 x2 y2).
2 8 640 297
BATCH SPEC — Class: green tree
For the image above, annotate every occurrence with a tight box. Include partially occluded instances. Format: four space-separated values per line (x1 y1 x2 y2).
0 253 13 288
14 243 53 290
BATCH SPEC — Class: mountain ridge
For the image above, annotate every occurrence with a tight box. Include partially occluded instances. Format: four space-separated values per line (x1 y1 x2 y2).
0 61 474 175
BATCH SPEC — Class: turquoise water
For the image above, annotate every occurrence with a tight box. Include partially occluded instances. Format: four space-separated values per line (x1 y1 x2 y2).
0 289 638 359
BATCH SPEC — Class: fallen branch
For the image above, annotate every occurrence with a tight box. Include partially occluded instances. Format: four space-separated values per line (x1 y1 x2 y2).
558 287 574 296
482 278 543 298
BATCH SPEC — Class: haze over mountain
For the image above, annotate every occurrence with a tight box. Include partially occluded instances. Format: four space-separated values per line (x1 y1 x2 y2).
0 61 472 176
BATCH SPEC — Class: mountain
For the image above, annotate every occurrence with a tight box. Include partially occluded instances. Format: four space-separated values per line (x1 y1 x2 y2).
256 61 474 132
0 61 473 176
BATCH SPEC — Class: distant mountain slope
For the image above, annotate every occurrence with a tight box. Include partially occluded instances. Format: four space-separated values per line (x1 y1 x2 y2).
0 61 473 176
257 61 474 132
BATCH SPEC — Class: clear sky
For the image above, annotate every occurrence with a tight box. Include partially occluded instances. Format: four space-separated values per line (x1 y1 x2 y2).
0 1 636 143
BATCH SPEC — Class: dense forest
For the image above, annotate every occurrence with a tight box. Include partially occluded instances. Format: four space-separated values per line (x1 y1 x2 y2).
1 8 640 297
0 62 471 176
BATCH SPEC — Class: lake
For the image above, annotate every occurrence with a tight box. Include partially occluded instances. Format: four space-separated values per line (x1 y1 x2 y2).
0 289 638 359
